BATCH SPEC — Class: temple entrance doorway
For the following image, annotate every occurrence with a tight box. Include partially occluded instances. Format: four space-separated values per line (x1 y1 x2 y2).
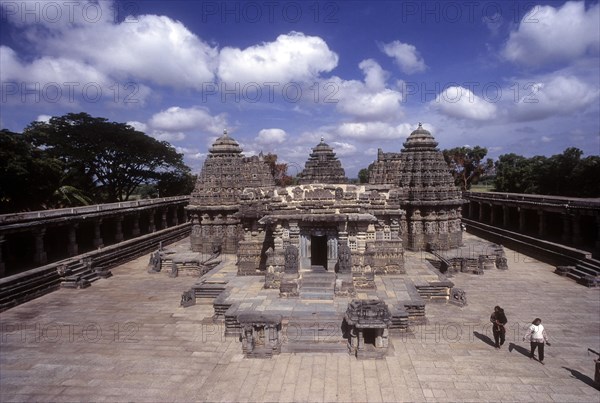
310 235 328 268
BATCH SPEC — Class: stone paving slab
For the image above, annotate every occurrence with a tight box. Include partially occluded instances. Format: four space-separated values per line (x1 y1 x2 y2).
1 234 599 402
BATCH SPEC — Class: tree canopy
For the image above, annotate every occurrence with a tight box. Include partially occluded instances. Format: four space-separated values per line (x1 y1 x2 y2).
442 146 493 191
358 168 369 184
0 129 63 212
24 113 191 202
494 147 600 197
1 113 194 212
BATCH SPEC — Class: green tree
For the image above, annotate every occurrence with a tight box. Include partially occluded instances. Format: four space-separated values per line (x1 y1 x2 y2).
494 147 599 197
358 168 369 183
0 129 63 212
443 146 492 191
24 113 190 202
156 171 197 197
494 153 536 193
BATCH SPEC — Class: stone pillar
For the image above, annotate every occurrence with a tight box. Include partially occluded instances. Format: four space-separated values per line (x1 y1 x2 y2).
172 207 179 226
0 234 5 277
357 329 364 350
114 217 124 243
299 233 310 270
537 210 546 239
327 234 338 271
468 201 474 219
131 213 141 237
502 206 509 228
93 219 103 249
572 213 582 246
33 228 47 266
518 208 526 233
160 209 168 230
67 224 79 257
478 202 484 222
148 210 156 233
490 204 496 226
562 214 572 244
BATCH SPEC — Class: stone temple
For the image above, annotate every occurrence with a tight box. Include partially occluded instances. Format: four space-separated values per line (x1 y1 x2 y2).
180 124 469 358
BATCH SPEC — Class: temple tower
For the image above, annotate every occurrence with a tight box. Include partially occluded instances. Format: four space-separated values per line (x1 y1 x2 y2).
396 124 463 250
298 138 348 184
187 130 274 253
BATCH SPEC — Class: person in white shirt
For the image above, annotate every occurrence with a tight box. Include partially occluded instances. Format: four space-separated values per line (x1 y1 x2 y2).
523 318 551 364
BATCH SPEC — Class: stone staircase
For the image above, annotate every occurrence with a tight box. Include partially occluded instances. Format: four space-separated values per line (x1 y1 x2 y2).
282 311 347 353
566 257 600 286
60 260 110 289
299 267 335 300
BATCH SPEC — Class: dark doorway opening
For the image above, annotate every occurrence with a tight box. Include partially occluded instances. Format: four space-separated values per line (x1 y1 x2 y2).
311 235 327 268
363 329 376 346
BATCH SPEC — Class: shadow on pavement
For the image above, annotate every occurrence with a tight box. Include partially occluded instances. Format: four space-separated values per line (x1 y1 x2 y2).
473 331 496 348
508 342 531 358
562 367 600 390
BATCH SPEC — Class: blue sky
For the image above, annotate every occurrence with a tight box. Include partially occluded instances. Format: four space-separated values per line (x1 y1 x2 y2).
1 0 599 177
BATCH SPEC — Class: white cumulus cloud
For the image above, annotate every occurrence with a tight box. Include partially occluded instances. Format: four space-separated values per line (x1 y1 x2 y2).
1 1 218 90
432 86 497 121
148 106 227 134
380 40 427 74
332 59 403 121
512 75 600 121
126 121 148 133
502 2 600 67
218 32 338 84
256 128 287 144
336 122 413 140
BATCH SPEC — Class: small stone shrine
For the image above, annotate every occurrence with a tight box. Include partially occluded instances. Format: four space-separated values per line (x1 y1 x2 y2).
345 299 392 359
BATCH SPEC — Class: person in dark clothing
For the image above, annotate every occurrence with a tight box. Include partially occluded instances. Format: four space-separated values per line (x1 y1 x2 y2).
490 306 507 349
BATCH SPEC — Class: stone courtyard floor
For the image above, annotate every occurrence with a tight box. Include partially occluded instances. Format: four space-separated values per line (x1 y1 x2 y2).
1 233 599 402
